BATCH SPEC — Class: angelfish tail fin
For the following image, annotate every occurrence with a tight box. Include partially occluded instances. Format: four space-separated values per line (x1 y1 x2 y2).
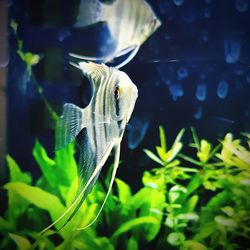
77 142 121 230
56 103 84 150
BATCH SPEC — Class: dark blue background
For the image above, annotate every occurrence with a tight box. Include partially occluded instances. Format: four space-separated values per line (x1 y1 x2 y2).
7 0 250 185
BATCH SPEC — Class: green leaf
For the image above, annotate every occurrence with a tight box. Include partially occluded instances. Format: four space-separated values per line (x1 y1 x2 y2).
199 191 230 226
10 19 18 34
143 149 164 165
193 222 217 241
54 142 78 186
129 187 165 241
142 189 165 241
72 236 114 250
174 128 185 146
221 206 234 217
178 174 202 202
5 155 32 223
0 216 13 231
33 141 77 189
142 171 165 189
128 187 151 210
156 146 168 162
24 52 40 66
111 216 158 240
214 215 237 227
167 142 183 163
167 232 186 246
166 128 185 163
127 236 138 250
6 155 32 184
185 195 199 212
190 126 200 150
168 185 187 203
182 240 207 250
4 182 65 227
159 126 167 151
32 140 57 187
197 140 211 163
9 233 31 250
177 213 199 221
115 178 132 204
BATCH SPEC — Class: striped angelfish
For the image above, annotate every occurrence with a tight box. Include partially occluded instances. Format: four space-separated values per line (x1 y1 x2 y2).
71 0 161 68
41 61 138 233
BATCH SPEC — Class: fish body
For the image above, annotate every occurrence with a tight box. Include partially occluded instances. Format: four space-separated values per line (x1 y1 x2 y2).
72 0 161 68
42 62 137 232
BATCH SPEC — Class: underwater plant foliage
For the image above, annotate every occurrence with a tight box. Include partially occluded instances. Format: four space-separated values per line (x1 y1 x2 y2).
1 126 250 250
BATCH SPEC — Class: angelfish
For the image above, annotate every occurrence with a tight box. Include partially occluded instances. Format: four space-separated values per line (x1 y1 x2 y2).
71 0 161 68
41 62 138 232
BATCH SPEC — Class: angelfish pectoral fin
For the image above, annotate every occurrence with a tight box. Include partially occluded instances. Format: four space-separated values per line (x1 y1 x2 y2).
40 142 115 234
56 103 85 150
77 142 121 230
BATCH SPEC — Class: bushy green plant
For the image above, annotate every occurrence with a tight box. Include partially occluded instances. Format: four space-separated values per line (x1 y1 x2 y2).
1 127 249 250
144 127 250 249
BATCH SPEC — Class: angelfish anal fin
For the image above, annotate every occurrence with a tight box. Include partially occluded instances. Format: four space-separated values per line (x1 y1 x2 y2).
77 141 121 230
40 141 115 235
56 103 85 150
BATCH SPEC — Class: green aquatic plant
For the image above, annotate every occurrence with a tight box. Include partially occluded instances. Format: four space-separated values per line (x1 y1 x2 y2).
0 140 164 250
1 127 249 249
144 127 250 249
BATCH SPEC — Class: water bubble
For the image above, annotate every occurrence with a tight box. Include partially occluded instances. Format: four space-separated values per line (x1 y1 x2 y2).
200 73 206 80
224 36 241 64
235 0 248 13
204 7 211 18
217 80 229 99
173 0 184 6
57 29 71 42
201 30 209 42
196 83 207 101
159 0 172 14
164 32 172 41
169 83 184 101
182 10 195 23
177 67 188 79
233 64 244 76
193 106 203 120
246 72 250 83
157 65 174 85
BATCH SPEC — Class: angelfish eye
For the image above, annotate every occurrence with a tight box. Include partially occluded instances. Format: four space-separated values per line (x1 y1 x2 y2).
114 86 120 100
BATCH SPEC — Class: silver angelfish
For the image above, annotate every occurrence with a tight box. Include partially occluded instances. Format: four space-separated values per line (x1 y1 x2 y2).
41 62 138 233
70 0 161 68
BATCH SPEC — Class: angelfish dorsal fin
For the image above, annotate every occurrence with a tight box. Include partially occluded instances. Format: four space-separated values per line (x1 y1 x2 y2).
78 62 109 88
